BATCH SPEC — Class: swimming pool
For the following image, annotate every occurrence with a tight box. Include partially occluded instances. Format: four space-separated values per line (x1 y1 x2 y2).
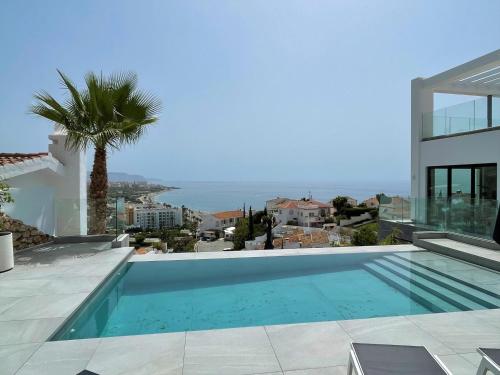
52 250 500 340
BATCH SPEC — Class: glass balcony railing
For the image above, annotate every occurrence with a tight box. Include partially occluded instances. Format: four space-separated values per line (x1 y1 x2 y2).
422 96 500 138
379 197 499 239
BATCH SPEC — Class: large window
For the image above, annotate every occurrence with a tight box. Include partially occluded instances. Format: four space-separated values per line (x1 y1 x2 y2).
427 164 497 200
426 164 497 237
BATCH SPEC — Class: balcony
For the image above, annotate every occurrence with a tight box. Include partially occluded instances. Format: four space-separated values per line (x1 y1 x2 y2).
422 96 500 139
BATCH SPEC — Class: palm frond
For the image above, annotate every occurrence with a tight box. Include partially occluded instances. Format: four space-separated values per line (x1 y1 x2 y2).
31 69 161 151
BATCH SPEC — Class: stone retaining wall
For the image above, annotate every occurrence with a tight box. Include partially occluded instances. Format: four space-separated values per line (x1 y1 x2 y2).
0 214 53 251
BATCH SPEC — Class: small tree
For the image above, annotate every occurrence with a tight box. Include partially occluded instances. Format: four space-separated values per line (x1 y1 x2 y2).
381 227 402 245
0 182 13 211
248 206 254 240
352 226 378 246
262 215 274 249
331 196 350 215
233 218 249 250
0 182 13 229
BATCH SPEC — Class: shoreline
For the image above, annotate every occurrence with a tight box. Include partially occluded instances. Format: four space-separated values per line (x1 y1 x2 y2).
138 188 171 204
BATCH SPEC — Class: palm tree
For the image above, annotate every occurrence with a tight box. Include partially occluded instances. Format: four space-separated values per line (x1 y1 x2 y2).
31 70 161 234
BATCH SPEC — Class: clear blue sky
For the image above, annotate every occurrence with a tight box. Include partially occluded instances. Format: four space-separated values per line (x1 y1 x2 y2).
1 0 499 183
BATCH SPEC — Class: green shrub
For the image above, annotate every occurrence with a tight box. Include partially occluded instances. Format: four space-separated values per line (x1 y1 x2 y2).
352 226 378 246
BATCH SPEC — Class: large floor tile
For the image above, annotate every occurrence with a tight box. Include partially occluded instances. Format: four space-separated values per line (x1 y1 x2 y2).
69 262 119 277
265 321 351 371
0 297 22 314
0 293 88 321
16 338 100 375
0 343 40 375
459 351 482 367
87 332 185 375
284 366 347 374
438 354 477 375
43 276 103 294
338 316 454 355
0 318 64 345
408 311 500 353
0 265 71 280
0 279 51 298
183 326 281 375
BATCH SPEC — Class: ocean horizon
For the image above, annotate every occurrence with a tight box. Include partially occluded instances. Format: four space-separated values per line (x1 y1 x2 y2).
155 180 410 212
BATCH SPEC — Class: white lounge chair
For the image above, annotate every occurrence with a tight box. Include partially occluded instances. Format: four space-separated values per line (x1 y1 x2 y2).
347 343 452 375
477 348 500 375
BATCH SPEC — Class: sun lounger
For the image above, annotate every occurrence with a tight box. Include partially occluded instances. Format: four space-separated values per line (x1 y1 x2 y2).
347 343 452 375
477 348 500 375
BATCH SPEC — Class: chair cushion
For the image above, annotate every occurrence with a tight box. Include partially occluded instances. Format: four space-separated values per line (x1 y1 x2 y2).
352 343 447 375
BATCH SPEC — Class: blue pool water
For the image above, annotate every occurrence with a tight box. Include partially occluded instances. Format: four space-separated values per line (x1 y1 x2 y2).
52 251 500 340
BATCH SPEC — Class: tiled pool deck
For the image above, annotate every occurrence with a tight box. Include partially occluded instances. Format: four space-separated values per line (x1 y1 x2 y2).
1 243 500 374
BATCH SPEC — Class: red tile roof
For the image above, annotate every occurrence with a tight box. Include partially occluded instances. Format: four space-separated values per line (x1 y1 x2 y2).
277 199 332 209
0 153 48 166
213 210 244 220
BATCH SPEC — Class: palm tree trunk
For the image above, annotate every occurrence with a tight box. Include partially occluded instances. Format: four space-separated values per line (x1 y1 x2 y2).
89 147 108 234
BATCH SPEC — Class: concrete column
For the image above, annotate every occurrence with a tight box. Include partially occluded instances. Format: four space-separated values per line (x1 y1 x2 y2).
49 129 87 236
411 78 433 223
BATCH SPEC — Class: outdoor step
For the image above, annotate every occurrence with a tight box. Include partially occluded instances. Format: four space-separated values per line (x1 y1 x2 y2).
363 262 460 313
384 255 500 309
372 259 485 311
392 252 500 300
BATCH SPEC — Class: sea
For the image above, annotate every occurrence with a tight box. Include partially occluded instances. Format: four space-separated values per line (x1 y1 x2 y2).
155 180 409 213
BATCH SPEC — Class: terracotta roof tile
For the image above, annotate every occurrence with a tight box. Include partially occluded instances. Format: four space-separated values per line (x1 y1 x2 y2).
277 199 332 209
213 210 244 220
0 153 48 166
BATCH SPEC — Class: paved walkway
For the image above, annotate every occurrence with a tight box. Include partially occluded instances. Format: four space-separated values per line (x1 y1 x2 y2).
2 244 500 374
0 242 132 375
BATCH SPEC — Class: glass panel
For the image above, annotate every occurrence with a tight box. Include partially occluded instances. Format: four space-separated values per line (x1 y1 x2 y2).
380 197 499 240
429 168 448 198
451 168 471 198
493 97 500 127
475 165 497 200
422 97 490 138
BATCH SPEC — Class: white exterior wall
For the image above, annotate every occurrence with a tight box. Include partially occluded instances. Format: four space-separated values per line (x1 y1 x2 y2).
417 131 500 199
3 131 87 236
275 207 327 227
4 171 56 235
49 133 87 236
198 213 241 233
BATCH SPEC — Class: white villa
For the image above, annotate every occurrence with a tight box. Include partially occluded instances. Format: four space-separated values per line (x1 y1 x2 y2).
273 199 332 228
0 129 87 236
198 209 244 236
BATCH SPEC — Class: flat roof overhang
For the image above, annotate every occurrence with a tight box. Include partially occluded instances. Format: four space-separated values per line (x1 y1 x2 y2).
419 49 500 96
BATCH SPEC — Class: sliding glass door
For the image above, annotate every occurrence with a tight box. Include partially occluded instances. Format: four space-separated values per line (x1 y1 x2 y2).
426 164 497 237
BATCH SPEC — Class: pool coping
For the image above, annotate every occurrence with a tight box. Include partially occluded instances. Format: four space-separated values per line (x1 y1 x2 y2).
129 243 425 263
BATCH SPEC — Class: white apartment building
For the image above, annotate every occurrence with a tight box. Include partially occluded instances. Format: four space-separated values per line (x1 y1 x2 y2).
132 203 183 230
274 199 332 228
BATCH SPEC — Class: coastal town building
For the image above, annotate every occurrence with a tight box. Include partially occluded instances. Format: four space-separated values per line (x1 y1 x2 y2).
345 196 358 207
131 203 183 230
198 209 244 236
273 199 332 227
265 197 292 214
362 196 379 208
